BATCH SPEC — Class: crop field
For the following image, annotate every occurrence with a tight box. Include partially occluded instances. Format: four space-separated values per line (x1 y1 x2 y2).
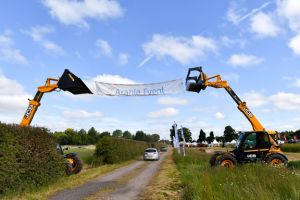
281 143 300 153
173 149 300 200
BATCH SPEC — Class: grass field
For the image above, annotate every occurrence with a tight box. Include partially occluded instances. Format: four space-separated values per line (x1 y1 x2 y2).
173 149 300 200
63 145 95 165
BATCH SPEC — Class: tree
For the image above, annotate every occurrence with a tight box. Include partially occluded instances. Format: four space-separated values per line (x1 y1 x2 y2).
112 129 122 138
135 131 146 141
88 127 98 144
206 131 214 144
100 131 111 138
122 130 132 139
223 125 237 142
78 129 88 145
197 129 206 144
170 126 193 144
64 128 78 144
215 136 225 147
149 134 160 143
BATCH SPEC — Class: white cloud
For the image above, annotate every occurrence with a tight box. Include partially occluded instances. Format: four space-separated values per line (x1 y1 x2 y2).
91 74 137 84
96 39 112 57
270 92 300 111
214 112 225 119
22 26 64 55
250 12 280 37
288 34 300 55
0 73 31 113
292 78 300 87
142 34 217 65
227 54 263 67
0 34 27 64
62 109 103 118
226 1 271 25
158 97 189 106
192 106 216 112
223 73 240 81
147 107 179 118
84 74 137 94
277 0 300 32
118 53 129 65
243 91 268 107
42 0 123 28
220 36 246 48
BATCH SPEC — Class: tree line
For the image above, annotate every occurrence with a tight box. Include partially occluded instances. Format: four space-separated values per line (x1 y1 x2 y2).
53 127 162 145
170 125 238 146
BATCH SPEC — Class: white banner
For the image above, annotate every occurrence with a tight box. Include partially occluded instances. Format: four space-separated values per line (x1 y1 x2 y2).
95 79 184 96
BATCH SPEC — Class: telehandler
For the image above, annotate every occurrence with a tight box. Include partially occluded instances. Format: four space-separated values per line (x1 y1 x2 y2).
20 69 92 175
186 67 288 167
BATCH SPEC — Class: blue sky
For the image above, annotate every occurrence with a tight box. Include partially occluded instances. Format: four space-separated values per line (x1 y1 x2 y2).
1 0 300 139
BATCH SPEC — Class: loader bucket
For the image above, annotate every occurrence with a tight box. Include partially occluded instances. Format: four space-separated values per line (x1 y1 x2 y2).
186 67 207 93
57 69 93 94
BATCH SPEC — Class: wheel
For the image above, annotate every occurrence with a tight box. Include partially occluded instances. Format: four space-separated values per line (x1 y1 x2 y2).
266 154 288 166
209 151 223 167
65 154 83 175
65 162 72 176
216 154 237 168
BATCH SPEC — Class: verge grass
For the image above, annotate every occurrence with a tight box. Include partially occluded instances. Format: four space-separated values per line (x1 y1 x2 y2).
174 149 300 200
141 149 182 200
3 160 136 200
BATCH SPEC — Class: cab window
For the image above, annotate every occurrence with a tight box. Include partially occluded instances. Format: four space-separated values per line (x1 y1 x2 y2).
257 132 271 149
243 133 256 150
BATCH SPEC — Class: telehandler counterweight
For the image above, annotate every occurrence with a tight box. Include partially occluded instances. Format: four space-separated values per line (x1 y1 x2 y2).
20 69 92 175
186 67 288 167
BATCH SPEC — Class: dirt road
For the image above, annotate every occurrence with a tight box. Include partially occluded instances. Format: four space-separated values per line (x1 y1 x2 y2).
49 152 168 200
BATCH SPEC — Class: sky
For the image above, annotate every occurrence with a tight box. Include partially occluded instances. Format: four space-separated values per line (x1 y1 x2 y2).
1 0 300 140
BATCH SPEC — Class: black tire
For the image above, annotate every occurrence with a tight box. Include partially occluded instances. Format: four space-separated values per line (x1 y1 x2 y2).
216 154 237 168
266 153 288 166
66 154 83 174
209 151 223 167
65 162 73 176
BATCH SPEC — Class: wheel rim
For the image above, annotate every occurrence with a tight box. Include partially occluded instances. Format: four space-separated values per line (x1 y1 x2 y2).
271 158 283 165
220 159 234 167
67 158 74 164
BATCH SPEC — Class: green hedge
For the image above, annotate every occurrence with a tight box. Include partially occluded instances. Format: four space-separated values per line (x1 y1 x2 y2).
0 122 65 196
281 143 300 153
93 137 157 165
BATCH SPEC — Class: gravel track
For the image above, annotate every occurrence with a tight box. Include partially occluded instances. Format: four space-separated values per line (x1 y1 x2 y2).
48 152 167 200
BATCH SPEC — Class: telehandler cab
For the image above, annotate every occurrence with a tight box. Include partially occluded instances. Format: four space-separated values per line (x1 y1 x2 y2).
186 67 288 167
20 69 92 175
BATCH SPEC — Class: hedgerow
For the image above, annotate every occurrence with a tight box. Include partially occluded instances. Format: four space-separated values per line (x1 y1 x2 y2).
0 122 65 196
93 137 162 165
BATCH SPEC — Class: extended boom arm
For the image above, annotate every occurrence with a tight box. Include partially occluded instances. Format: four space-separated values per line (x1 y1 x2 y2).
186 67 264 132
20 69 92 127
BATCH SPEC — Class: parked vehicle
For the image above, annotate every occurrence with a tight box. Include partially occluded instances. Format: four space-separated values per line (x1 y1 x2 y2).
144 148 160 161
160 147 167 152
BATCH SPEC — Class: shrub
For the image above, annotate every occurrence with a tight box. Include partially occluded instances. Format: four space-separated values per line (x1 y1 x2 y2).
93 137 153 165
0 122 65 196
281 143 300 153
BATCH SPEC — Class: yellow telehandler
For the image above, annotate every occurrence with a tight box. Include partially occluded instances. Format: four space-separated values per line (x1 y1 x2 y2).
20 69 92 175
186 67 288 167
